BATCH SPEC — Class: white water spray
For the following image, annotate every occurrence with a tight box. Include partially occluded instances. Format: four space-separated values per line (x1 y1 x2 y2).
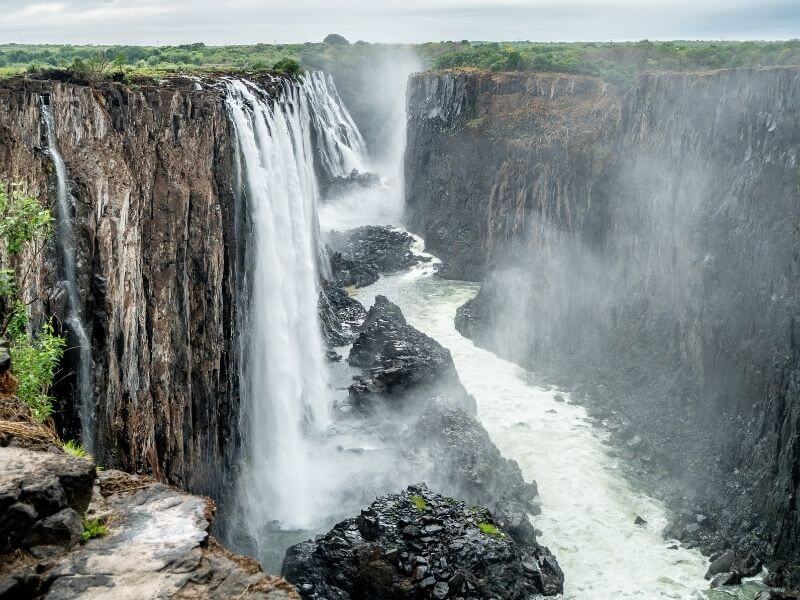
303 71 368 178
226 76 357 544
41 99 94 452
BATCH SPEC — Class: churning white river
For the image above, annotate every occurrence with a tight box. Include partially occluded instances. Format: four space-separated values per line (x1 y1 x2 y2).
351 245 763 600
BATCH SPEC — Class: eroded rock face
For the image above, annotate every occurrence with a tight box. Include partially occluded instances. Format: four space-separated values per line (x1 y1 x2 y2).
0 76 249 499
282 483 563 599
405 67 800 563
348 295 475 414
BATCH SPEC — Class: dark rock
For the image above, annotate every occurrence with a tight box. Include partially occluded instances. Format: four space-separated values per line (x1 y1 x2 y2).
634 516 647 526
705 550 737 579
319 285 367 346
23 508 82 551
0 446 94 553
320 169 381 199
348 296 475 414
327 226 423 288
282 484 563 599
709 571 742 588
736 552 763 577
553 394 565 403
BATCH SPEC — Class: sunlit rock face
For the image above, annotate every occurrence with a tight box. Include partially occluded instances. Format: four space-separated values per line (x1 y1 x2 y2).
405 67 800 561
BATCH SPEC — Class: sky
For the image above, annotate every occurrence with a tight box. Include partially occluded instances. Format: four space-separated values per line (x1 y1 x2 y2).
1 0 798 45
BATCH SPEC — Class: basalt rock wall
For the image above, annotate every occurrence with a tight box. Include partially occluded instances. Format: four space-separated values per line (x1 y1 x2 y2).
404 67 800 561
0 75 251 500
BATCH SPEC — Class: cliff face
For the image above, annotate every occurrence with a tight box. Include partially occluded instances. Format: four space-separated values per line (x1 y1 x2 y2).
405 70 620 279
405 68 800 560
0 76 248 499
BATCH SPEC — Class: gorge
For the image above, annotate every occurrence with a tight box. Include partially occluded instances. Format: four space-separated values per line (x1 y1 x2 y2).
0 56 798 600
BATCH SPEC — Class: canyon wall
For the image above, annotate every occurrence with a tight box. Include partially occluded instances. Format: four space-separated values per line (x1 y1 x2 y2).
405 67 800 560
0 76 252 500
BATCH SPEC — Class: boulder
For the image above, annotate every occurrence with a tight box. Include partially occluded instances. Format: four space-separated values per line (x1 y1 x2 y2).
348 296 475 414
282 484 563 599
709 571 742 588
0 446 95 553
705 550 737 579
327 226 423 288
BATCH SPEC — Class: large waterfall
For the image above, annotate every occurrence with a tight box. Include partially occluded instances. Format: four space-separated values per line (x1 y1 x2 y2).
41 100 94 452
225 74 366 555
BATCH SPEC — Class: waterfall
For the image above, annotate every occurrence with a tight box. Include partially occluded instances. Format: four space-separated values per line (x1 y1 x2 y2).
303 71 368 178
226 74 364 549
40 99 94 452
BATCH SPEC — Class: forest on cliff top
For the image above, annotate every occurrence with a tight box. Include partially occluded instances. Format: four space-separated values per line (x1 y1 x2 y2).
2 38 800 87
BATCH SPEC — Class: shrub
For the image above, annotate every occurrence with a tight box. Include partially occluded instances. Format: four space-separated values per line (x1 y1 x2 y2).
477 522 504 537
410 494 428 510
0 182 66 421
273 57 303 77
63 439 88 458
81 517 109 542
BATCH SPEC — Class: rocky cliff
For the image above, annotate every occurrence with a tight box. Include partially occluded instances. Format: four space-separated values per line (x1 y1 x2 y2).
0 75 261 500
405 67 800 562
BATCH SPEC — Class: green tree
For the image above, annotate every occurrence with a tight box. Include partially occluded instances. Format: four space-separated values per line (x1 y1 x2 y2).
0 182 66 421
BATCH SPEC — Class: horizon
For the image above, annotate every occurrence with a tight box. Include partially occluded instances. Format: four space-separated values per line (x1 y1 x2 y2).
2 0 798 46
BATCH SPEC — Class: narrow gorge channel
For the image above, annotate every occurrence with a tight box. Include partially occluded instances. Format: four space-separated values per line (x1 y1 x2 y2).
351 247 754 599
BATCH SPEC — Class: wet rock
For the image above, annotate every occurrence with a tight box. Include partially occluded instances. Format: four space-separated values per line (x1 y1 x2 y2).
327 226 423 288
348 296 475 414
320 169 381 199
736 552 763 577
755 590 794 600
282 484 563 599
553 394 565 403
634 516 647 526
705 550 737 579
319 285 367 346
709 571 742 588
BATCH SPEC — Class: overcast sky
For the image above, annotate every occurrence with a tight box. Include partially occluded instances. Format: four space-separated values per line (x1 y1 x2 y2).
2 0 798 45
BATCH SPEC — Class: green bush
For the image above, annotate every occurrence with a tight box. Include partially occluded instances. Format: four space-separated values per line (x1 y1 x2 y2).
273 57 303 77
81 517 109 542
0 182 66 421
63 439 88 458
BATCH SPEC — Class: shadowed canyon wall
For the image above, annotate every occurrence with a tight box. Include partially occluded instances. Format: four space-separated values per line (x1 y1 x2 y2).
0 76 254 499
405 67 800 560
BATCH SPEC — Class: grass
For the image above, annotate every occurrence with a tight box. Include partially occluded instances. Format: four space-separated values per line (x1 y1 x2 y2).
410 494 428 511
62 440 88 458
81 517 108 542
477 521 504 537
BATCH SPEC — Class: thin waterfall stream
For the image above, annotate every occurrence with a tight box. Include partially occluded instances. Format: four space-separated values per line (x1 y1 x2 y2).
40 98 94 452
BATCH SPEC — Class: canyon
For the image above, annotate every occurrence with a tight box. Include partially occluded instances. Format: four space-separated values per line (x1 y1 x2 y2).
405 67 800 565
0 60 797 600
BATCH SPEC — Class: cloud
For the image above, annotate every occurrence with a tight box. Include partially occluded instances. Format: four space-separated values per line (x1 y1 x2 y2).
0 0 797 44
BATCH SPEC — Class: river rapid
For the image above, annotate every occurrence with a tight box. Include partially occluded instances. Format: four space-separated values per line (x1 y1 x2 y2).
351 243 764 600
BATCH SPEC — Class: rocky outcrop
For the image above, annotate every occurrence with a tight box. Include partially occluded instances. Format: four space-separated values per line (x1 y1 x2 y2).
320 168 381 199
348 295 475 414
326 225 423 288
0 420 298 599
405 67 800 563
281 483 563 599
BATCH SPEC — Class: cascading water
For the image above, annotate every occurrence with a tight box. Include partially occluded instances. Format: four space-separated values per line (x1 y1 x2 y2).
225 75 369 558
302 71 368 179
40 99 94 452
